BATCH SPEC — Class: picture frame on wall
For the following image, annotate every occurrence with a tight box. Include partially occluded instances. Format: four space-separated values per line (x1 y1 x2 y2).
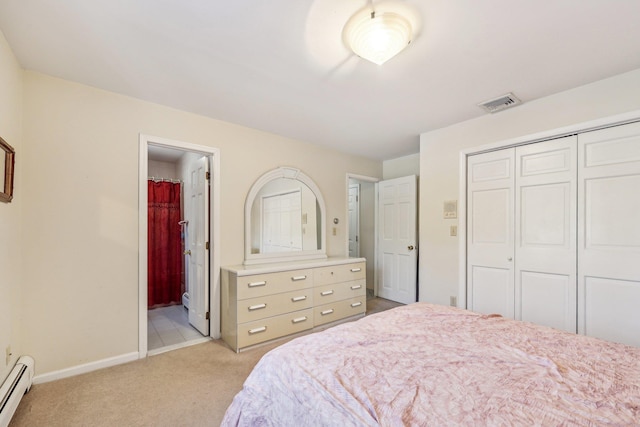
0 136 15 203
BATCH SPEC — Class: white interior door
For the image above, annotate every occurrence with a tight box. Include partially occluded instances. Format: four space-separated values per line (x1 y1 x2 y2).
261 195 278 252
188 156 209 335
377 175 417 304
578 121 640 346
514 137 577 332
261 190 302 253
348 184 360 257
467 149 515 318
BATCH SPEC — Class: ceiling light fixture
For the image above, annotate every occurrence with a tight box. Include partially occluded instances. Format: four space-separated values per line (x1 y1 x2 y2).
343 8 413 65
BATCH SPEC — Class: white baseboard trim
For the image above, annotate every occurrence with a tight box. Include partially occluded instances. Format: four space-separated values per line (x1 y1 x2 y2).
33 352 139 384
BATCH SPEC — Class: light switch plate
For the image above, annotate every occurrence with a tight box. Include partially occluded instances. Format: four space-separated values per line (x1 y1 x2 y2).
450 225 457 237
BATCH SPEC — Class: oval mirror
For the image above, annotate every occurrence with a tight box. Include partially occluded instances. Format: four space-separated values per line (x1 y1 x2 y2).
244 167 327 265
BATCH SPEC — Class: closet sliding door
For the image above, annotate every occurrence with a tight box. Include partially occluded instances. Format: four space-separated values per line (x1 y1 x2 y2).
467 149 515 318
578 121 640 347
514 137 577 332
467 120 640 344
467 137 577 332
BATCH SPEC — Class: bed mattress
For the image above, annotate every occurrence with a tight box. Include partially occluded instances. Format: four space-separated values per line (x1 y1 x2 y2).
222 303 640 426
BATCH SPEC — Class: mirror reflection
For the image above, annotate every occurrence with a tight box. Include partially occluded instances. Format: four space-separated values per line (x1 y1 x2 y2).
244 166 326 265
250 178 321 254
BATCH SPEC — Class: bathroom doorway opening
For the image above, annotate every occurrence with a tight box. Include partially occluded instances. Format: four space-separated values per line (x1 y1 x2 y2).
139 135 221 357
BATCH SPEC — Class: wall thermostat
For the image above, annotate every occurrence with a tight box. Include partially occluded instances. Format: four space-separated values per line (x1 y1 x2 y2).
443 200 457 219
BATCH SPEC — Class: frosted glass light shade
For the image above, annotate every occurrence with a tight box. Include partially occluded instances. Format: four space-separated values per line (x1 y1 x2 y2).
344 11 412 65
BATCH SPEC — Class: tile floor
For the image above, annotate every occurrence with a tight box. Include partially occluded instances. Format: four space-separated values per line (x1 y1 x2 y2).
147 304 205 351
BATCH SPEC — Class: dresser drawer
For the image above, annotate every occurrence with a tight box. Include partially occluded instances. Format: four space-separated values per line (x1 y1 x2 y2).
314 296 366 326
314 262 365 285
237 308 314 348
315 279 366 305
237 269 313 300
237 288 313 324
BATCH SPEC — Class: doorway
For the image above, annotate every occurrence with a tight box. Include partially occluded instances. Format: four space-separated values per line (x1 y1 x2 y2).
138 135 221 357
376 175 418 304
346 174 418 305
346 174 378 298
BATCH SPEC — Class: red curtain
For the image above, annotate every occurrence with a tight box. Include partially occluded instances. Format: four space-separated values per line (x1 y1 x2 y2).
148 181 183 308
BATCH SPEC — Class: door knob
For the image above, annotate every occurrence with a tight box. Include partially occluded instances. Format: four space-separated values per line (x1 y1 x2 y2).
507 257 512 261
408 245 414 251
184 250 191 255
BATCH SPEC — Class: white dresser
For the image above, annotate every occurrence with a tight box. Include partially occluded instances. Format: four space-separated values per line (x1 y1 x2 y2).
221 257 366 352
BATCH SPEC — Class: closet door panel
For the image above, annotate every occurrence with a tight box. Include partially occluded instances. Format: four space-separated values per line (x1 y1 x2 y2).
586 175 640 249
467 149 515 318
520 183 570 246
520 271 572 330
584 277 640 346
515 136 577 332
471 266 513 316
578 121 640 346
472 188 511 244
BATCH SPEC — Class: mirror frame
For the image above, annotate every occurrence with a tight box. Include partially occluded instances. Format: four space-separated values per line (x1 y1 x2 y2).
0 136 15 203
244 166 327 265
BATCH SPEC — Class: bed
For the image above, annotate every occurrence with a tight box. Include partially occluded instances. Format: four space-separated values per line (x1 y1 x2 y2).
221 303 640 426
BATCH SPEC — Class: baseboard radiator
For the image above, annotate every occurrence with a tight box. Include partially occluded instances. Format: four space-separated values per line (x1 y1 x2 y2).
0 356 35 427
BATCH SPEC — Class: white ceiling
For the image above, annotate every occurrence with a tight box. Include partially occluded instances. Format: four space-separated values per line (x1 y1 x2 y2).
1 1 640 161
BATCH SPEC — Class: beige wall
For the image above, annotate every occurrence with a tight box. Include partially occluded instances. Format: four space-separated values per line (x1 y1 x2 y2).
419 68 640 306
148 159 178 180
382 153 420 179
20 72 381 375
0 31 23 383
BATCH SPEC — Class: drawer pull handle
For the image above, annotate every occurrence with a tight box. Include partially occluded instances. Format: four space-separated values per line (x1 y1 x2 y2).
350 268 362 272
291 275 307 281
351 302 362 308
248 303 267 311
248 326 267 335
321 290 334 296
350 285 362 290
292 316 308 324
321 309 334 316
291 296 307 302
248 281 266 288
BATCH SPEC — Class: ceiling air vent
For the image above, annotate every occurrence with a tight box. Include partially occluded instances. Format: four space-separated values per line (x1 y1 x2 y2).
478 92 521 113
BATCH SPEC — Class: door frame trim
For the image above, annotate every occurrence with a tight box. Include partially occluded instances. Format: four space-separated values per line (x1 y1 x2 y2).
457 109 640 310
347 183 360 257
345 173 380 296
138 134 221 358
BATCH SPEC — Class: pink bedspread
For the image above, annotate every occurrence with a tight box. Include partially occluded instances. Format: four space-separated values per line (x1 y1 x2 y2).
222 303 640 426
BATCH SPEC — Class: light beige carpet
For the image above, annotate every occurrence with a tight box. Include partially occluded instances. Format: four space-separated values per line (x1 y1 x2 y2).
10 298 402 427
9 339 279 427
366 296 403 315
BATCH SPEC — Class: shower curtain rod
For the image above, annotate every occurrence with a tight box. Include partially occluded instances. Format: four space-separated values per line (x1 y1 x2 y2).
148 177 182 183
